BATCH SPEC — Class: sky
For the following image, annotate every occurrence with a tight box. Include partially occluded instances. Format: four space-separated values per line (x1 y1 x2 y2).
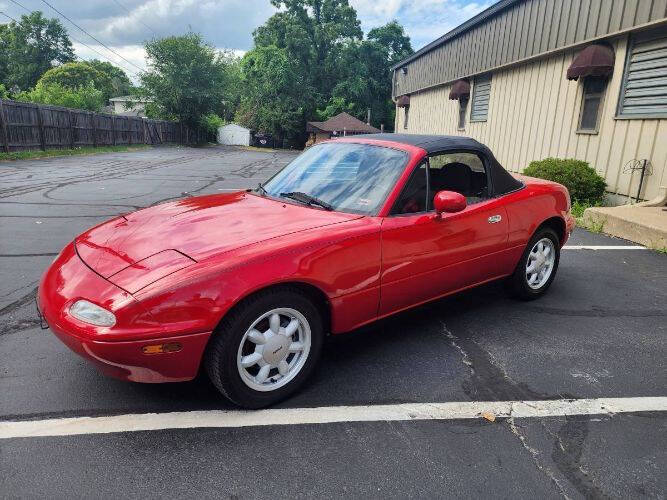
0 0 491 82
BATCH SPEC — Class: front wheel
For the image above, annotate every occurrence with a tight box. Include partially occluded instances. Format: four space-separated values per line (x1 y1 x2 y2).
508 227 560 300
205 287 324 408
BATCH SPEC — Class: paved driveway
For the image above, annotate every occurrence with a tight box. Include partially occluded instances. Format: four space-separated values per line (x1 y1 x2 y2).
0 145 665 498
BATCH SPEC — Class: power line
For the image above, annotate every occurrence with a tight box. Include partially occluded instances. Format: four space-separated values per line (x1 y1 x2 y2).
110 0 159 37
6 0 140 78
39 0 146 73
0 11 20 23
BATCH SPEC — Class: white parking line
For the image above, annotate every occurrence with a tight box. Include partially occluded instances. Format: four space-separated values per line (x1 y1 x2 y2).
1 397 665 439
563 245 646 250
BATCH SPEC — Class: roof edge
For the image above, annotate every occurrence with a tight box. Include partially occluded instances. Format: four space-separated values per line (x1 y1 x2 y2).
390 0 522 71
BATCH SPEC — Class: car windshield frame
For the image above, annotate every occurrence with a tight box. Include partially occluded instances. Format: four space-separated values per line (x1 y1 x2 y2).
258 142 410 216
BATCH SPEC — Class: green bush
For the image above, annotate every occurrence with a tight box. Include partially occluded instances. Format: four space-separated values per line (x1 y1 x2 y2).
16 82 104 112
524 157 607 204
200 113 225 136
38 62 112 102
0 84 8 98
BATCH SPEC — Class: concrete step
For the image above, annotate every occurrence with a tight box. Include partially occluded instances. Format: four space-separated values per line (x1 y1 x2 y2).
583 205 667 249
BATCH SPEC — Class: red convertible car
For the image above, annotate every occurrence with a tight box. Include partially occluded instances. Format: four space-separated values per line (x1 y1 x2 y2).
38 134 574 408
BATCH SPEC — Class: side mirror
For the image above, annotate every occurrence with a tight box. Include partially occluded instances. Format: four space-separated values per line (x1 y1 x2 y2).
433 190 466 215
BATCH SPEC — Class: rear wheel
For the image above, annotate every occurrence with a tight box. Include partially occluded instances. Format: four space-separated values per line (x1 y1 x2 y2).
509 227 560 300
205 287 323 408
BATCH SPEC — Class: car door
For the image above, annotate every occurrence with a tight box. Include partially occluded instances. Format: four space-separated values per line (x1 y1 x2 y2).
379 151 510 316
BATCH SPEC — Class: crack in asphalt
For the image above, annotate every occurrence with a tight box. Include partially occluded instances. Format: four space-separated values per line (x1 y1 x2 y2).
0 287 40 337
508 416 572 499
440 322 609 499
523 305 666 318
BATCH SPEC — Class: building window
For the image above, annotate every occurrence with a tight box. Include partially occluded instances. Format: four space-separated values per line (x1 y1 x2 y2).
471 74 491 122
404 106 409 129
617 29 667 118
578 76 607 132
458 99 468 130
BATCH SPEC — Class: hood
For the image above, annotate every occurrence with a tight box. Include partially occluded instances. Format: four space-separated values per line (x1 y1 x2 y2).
76 192 363 280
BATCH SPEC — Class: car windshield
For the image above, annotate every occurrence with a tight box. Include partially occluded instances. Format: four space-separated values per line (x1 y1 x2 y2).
261 142 409 215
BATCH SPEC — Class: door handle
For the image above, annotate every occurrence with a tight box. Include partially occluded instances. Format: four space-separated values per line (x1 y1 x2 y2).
488 215 502 224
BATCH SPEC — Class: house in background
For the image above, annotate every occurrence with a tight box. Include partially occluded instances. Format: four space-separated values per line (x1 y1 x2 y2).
217 123 252 146
306 112 380 145
392 0 667 204
109 95 151 117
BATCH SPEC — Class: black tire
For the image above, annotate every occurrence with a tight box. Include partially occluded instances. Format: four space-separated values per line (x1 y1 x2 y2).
508 227 560 300
205 287 324 409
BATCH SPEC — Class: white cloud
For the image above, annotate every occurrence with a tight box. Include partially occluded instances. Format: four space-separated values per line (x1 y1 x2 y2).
4 0 491 82
72 43 146 83
350 0 492 49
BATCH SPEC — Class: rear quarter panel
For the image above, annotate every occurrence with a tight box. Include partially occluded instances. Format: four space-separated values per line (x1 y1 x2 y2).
504 176 571 248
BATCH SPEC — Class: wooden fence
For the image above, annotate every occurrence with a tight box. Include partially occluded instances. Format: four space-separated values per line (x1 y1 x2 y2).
0 99 202 152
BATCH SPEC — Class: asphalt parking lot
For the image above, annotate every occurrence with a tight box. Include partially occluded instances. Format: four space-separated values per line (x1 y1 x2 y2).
1 145 665 499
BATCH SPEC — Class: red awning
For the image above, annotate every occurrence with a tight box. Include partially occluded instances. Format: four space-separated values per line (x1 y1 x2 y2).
448 79 470 100
567 44 615 80
396 95 410 107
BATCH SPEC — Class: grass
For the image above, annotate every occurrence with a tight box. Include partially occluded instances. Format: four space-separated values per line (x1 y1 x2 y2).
571 200 605 233
0 144 150 162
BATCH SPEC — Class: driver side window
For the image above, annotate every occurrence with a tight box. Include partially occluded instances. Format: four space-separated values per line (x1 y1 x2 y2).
427 152 489 207
390 161 428 215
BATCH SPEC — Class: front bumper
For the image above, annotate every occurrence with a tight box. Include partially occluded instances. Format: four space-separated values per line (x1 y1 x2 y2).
38 242 211 383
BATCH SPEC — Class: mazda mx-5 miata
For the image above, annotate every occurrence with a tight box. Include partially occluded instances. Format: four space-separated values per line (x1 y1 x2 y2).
38 134 574 408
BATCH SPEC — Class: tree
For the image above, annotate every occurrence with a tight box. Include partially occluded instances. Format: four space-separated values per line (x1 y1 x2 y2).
235 45 313 144
85 60 133 99
0 11 75 90
17 82 104 111
254 0 363 109
140 33 229 128
367 21 413 66
38 62 112 101
249 3 413 140
218 53 243 122
329 23 413 129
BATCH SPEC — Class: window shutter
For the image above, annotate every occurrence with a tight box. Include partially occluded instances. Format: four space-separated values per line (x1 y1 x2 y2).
618 30 667 117
471 75 491 121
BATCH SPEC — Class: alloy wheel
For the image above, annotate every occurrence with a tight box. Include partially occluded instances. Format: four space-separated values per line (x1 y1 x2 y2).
236 307 311 392
525 237 556 290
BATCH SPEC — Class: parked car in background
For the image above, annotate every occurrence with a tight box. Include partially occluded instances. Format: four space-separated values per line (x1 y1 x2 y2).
38 134 574 408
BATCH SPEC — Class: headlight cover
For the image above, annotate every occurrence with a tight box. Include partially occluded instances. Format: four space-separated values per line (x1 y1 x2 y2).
69 300 116 327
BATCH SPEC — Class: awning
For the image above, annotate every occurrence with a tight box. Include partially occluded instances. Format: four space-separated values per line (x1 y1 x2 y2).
448 79 470 100
396 95 410 107
567 44 615 80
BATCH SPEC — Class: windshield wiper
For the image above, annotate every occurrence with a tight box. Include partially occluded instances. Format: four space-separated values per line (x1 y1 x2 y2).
280 191 333 211
255 182 267 195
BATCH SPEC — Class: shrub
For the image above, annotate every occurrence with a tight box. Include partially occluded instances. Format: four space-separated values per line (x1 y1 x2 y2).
16 82 104 112
524 158 607 204
200 113 225 136
38 62 112 102
0 84 8 98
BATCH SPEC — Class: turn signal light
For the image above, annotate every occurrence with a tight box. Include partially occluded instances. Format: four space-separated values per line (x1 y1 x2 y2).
142 343 182 355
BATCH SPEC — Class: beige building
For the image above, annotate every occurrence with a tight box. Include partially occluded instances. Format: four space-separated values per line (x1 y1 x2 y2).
109 96 151 117
392 0 667 203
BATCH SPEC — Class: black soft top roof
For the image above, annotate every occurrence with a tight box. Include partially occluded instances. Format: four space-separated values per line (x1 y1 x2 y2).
352 133 523 196
353 133 485 153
